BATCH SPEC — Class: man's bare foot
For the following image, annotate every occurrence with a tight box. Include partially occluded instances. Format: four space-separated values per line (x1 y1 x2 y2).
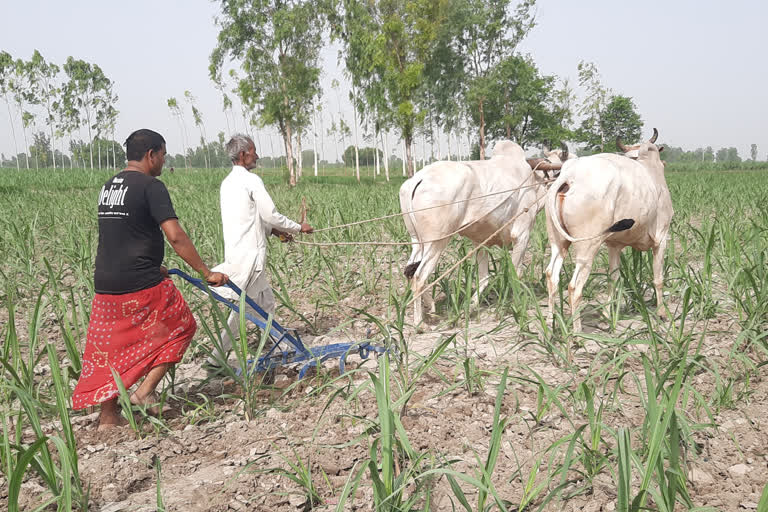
130 391 166 417
97 415 128 431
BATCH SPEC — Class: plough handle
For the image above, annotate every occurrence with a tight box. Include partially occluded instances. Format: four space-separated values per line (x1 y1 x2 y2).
167 268 303 351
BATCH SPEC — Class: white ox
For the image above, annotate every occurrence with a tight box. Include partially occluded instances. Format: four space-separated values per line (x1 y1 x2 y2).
544 129 673 332
400 140 563 325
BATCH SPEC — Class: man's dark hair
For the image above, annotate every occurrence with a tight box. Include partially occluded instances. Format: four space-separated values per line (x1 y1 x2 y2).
125 129 166 161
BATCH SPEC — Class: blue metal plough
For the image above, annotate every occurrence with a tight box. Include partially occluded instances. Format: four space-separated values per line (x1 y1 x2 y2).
169 269 387 378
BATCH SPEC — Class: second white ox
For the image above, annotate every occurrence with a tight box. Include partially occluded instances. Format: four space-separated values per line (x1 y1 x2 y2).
544 129 673 332
400 140 562 325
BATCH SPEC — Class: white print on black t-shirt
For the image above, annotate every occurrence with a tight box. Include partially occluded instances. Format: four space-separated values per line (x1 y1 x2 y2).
98 183 129 209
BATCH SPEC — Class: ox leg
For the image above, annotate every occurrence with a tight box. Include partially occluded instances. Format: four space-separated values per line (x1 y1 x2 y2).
411 241 448 326
545 243 567 327
568 243 601 333
606 245 622 319
509 216 535 272
608 246 622 287
471 248 490 308
652 240 668 319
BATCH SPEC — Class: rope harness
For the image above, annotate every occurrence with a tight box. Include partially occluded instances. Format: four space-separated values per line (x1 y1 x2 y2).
291 167 555 248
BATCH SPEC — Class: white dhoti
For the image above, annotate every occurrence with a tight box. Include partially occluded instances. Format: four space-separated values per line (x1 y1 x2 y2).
207 266 276 363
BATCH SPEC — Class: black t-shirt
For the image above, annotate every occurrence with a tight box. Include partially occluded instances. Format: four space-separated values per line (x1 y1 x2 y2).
93 171 178 294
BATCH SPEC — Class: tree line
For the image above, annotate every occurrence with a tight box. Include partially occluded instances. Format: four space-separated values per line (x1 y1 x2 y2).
0 51 119 170
1 1 763 176
207 0 760 185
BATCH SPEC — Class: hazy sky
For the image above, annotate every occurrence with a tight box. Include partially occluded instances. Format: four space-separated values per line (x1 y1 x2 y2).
1 0 766 161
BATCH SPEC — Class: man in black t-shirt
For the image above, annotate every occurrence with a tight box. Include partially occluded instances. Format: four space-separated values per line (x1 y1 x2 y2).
72 129 228 431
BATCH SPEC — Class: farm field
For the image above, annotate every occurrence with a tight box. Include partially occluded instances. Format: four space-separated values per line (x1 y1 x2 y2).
1 166 767 511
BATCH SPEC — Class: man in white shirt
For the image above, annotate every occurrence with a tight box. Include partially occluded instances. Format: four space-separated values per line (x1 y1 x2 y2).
207 134 312 366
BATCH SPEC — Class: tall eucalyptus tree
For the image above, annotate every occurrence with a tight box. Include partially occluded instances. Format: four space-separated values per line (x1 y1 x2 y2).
211 0 325 187
184 90 211 168
62 57 111 169
167 97 189 168
9 58 33 169
27 51 61 169
330 0 449 177
0 51 21 170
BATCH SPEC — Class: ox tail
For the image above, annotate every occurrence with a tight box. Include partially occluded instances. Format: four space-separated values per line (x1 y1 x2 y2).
404 262 420 279
403 178 424 278
548 176 635 243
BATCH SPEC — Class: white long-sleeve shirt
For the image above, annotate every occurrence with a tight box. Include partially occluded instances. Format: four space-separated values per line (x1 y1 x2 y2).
212 166 301 294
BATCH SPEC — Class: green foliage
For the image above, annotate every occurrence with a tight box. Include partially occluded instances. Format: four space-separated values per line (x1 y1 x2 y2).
61 57 116 169
485 54 573 149
577 94 643 152
331 0 449 175
69 137 125 169
28 131 52 168
445 0 538 155
658 145 715 163
26 50 62 169
211 0 325 184
342 145 382 167
716 146 741 163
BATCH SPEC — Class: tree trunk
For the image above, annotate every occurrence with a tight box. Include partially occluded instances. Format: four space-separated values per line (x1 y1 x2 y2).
405 134 415 177
382 130 390 181
98 138 102 169
505 98 511 140
402 139 406 177
87 122 94 170
268 132 277 169
430 126 435 162
296 130 303 180
374 134 380 178
478 99 486 160
111 129 117 169
352 104 360 182
312 108 318 177
465 124 471 162
5 99 20 170
283 120 296 187
21 124 29 170
50 126 56 170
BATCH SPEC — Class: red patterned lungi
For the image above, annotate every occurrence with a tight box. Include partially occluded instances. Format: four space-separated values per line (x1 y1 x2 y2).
72 278 197 409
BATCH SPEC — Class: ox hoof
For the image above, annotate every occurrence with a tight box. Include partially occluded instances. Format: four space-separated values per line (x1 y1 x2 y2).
656 307 668 320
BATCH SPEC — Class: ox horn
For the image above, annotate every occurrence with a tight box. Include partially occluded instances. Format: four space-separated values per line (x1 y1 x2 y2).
649 127 658 144
616 136 630 153
527 158 563 172
559 142 568 161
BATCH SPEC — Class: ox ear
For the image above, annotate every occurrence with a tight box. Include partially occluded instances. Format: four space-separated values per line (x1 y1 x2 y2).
658 146 664 153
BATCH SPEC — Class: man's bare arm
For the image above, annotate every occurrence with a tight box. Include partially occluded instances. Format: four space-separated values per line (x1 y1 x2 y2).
160 219 228 286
